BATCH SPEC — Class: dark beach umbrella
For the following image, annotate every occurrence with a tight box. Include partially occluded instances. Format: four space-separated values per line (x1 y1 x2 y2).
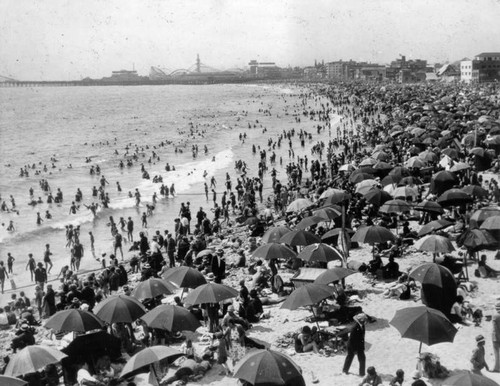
480 215 500 231
140 304 201 332
457 229 498 252
94 294 147 324
414 200 444 214
470 206 500 228
417 219 455 237
323 192 351 205
414 234 455 254
349 172 375 184
430 171 459 195
462 185 489 199
184 282 238 305
298 243 343 263
251 243 297 260
279 229 321 246
469 147 487 157
243 216 260 226
437 188 473 207
281 284 335 310
296 215 326 230
120 346 183 381
373 161 393 170
162 266 207 289
390 306 457 353
132 278 176 300
233 349 305 386
321 228 354 244
409 263 457 315
400 176 423 186
261 226 291 243
0 375 27 386
389 166 411 177
314 267 357 285
444 371 500 386
381 175 402 186
380 199 411 214
419 150 439 163
4 346 67 377
442 148 460 159
351 225 396 245
313 206 341 220
372 150 391 161
62 331 122 364
364 188 392 206
44 309 104 333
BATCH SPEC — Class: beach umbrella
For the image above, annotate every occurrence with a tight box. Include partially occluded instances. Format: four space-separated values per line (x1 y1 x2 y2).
352 225 396 245
405 156 427 169
381 175 402 186
349 172 375 184
313 206 341 220
62 331 121 363
184 282 238 305
372 150 391 161
281 284 335 310
314 267 357 285
400 176 423 186
132 278 176 300
4 346 67 377
469 147 487 157
359 157 377 166
409 263 457 315
411 127 427 136
414 200 444 214
470 206 500 228
449 161 471 172
243 216 260 226
196 248 214 259
430 171 459 195
462 185 489 199
373 161 393 171
120 346 183 381
251 243 297 260
298 243 343 263
443 371 499 386
319 188 346 199
0 375 27 386
162 266 207 289
442 148 460 160
419 150 439 163
94 294 147 324
355 179 379 195
338 164 356 173
286 198 313 213
417 219 454 237
364 188 392 206
234 349 305 386
457 229 498 252
380 199 411 214
437 188 473 207
390 306 457 353
279 229 321 246
321 228 354 243
323 191 351 205
392 186 419 200
141 304 201 332
261 226 291 243
480 215 500 230
296 215 326 230
414 234 455 254
44 309 104 333
388 166 411 177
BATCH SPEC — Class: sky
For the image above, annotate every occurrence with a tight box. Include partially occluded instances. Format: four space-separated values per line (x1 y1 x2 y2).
1 0 500 80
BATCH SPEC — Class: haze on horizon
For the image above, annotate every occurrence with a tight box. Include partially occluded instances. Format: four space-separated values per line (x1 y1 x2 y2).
1 0 500 81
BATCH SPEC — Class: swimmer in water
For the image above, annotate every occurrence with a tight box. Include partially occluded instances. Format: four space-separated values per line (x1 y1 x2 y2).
36 212 43 225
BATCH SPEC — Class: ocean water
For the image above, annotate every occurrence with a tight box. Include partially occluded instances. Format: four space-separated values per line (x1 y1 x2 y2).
0 83 336 291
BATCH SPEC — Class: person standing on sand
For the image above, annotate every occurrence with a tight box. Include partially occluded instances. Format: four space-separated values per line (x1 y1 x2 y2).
471 334 490 374
26 253 36 281
7 253 14 274
341 313 367 376
0 261 8 294
43 244 53 274
89 231 95 258
492 302 500 372
127 217 134 242
34 262 47 291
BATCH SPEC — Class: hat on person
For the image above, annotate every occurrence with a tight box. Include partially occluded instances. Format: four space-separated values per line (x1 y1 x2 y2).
217 249 224 256
476 334 486 344
412 371 421 379
20 323 29 331
206 273 215 281
143 263 151 269
354 313 368 324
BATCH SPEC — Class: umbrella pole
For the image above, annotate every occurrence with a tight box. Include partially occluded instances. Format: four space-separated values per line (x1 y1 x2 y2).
310 306 321 331
151 364 160 384
419 341 422 354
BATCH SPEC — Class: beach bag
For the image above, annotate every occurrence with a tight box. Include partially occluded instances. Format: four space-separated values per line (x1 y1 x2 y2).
10 278 16 290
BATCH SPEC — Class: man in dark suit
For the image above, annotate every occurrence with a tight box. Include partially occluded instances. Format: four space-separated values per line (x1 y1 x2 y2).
341 312 367 376
211 249 226 284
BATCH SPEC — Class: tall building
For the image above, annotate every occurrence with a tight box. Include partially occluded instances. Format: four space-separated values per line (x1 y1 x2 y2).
326 60 356 80
460 52 500 83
